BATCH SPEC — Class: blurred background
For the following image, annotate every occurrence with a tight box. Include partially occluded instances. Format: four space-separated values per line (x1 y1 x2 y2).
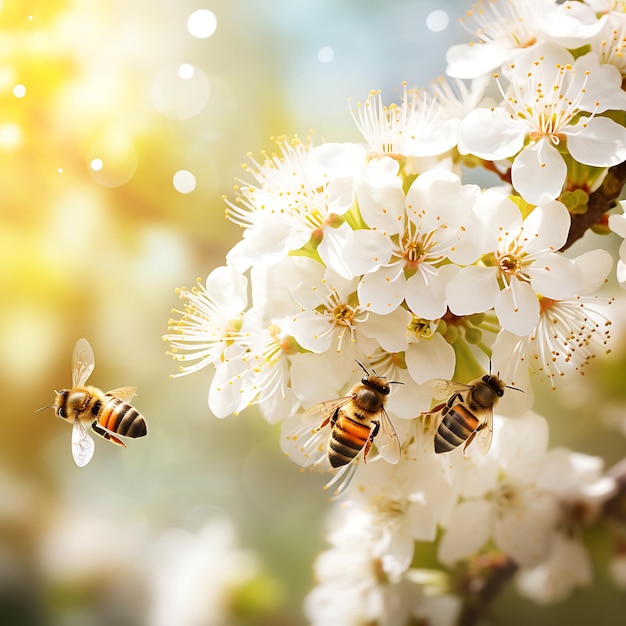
3 1 626 624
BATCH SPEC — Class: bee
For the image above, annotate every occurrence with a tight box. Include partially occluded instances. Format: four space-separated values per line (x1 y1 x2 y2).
281 362 401 497
422 374 522 456
38 338 147 467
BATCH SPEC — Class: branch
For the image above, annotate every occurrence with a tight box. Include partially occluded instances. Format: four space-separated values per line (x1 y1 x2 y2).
562 160 626 251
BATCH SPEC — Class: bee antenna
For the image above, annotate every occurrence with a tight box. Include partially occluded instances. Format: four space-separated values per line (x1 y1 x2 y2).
35 404 55 413
355 361 369 376
388 380 404 386
505 384 524 393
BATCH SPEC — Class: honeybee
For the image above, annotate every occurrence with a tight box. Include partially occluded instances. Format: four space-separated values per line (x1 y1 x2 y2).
422 374 522 456
281 362 401 497
38 338 147 466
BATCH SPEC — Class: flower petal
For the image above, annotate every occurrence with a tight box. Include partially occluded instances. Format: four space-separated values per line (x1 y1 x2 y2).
460 108 525 160
495 281 539 336
406 333 456 384
529 253 582 299
438 500 492 565
511 141 566 205
358 264 405 314
519 201 571 253
446 266 499 316
566 116 626 167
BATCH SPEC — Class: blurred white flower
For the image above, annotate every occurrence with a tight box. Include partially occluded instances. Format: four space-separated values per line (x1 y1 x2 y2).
438 413 560 568
515 534 593 604
305 515 460 626
147 519 264 626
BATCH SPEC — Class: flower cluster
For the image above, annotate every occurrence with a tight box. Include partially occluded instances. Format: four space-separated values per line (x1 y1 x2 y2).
164 0 626 621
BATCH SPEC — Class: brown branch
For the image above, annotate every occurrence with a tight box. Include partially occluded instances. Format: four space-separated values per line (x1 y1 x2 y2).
562 160 626 251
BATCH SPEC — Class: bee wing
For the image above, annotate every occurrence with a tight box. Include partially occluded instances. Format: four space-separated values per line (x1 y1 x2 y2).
106 387 137 402
474 408 494 456
72 338 95 388
281 395 354 469
71 417 95 467
375 408 400 464
422 378 472 401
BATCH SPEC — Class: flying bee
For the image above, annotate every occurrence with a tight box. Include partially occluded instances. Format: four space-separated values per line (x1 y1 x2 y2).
281 362 401 497
37 338 147 467
422 374 522 456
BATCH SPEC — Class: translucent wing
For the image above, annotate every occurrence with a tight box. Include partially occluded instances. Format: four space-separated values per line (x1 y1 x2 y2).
375 408 400 464
71 417 95 467
468 408 494 456
72 338 95 388
280 395 353 470
422 378 472 402
106 387 137 402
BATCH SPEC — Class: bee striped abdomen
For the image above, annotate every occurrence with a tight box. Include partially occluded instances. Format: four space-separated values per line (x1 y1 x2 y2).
328 413 370 468
434 405 479 454
98 395 147 438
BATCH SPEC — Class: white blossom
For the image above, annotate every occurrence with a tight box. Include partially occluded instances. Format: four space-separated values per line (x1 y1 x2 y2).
446 0 606 79
446 196 582 335
491 249 613 387
460 43 626 204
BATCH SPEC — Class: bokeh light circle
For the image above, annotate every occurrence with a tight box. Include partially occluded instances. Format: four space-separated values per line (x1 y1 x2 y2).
187 9 217 39
426 10 449 32
173 170 196 194
13 84 26 98
317 46 334 63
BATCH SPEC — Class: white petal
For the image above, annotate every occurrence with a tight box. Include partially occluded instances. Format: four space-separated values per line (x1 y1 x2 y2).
511 141 566 205
574 249 613 294
566 116 626 167
494 492 557 568
404 269 448 320
446 266 499 316
291 311 334 353
609 211 626 239
516 535 593 604
460 108 525 160
405 333 456 384
519 201 571 254
358 264 405 314
342 229 392 276
208 265 248 311
528 253 582 300
438 500 492 566
445 42 506 79
572 52 626 113
617 259 626 288
356 157 405 232
494 412 550 477
318 222 355 279
361 308 411 353
495 281 539 336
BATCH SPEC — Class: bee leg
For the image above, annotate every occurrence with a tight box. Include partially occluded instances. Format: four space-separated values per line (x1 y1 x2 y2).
462 430 478 454
314 415 332 433
363 421 380 463
420 402 446 417
91 421 126 448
